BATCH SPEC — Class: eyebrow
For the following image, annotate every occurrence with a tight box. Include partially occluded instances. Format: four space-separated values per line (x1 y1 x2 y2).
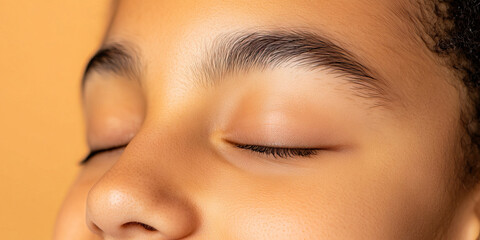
83 30 390 104
82 43 141 86
199 30 389 103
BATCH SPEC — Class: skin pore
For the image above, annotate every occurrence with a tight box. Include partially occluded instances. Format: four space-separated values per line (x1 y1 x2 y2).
54 0 480 239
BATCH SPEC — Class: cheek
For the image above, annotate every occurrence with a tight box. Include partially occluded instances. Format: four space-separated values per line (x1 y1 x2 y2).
224 183 365 239
219 150 456 240
230 206 318 240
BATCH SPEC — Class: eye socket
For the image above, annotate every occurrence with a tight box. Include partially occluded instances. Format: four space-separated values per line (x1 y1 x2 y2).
80 144 127 165
233 143 320 159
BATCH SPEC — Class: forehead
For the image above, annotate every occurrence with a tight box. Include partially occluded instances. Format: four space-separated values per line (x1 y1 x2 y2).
108 0 423 53
102 0 449 111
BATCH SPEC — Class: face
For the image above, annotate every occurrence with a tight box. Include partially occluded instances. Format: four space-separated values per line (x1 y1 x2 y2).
54 0 475 239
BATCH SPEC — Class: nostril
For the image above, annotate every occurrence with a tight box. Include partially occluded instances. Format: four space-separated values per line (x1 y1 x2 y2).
122 222 158 232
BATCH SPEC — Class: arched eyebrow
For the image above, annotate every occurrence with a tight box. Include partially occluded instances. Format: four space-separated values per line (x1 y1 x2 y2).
82 42 141 87
199 30 390 104
82 30 391 106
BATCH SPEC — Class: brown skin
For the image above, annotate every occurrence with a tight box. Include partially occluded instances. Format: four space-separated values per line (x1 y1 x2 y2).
54 0 480 239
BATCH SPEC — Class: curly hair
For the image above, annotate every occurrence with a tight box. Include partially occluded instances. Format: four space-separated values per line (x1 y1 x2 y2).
429 0 480 187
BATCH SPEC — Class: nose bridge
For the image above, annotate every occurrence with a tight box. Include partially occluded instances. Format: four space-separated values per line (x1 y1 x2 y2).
86 123 202 239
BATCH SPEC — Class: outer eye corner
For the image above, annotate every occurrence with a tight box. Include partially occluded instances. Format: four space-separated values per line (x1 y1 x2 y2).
79 153 93 165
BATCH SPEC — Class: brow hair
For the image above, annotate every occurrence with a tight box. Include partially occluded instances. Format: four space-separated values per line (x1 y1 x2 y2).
197 30 392 106
82 30 392 107
82 43 141 87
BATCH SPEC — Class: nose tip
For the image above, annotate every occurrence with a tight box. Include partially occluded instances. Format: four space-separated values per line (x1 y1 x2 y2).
86 187 197 239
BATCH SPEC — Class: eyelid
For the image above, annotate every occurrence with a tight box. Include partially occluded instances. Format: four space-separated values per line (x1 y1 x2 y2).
79 144 128 165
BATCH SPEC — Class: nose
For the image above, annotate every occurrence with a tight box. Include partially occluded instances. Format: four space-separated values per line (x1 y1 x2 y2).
85 138 199 239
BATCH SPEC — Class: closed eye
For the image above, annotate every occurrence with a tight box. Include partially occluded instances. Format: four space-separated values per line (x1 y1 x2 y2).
80 144 127 165
234 143 320 159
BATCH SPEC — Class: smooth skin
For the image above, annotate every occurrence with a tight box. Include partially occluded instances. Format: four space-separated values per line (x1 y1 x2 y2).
54 0 480 239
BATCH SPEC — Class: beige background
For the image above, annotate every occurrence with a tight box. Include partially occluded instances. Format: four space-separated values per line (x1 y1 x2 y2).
0 1 111 239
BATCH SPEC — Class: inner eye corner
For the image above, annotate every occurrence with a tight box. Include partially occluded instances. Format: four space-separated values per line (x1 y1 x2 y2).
220 138 242 147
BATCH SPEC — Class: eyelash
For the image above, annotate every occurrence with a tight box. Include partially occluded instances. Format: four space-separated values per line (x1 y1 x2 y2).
80 145 127 165
80 143 319 164
234 144 319 158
